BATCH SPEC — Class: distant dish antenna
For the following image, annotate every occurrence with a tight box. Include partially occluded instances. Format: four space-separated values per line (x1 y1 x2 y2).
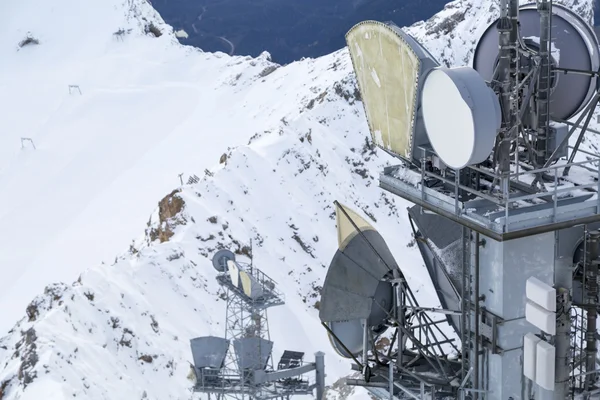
474 2 600 121
345 20 439 166
211 249 235 272
422 66 501 169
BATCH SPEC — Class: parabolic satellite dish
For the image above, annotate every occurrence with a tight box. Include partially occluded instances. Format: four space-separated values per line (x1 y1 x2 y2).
474 2 600 121
345 21 439 165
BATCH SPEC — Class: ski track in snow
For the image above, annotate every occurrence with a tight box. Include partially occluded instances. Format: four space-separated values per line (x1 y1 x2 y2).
0 0 597 399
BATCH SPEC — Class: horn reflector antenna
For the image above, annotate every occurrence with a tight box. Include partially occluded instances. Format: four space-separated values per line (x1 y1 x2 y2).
345 21 439 165
227 260 240 288
319 202 395 358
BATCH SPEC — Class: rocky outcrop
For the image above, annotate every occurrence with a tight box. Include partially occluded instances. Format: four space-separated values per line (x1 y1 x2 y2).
147 189 186 243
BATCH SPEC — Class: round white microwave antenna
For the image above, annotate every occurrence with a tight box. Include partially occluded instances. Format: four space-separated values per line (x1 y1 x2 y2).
212 249 236 272
473 3 600 121
421 66 501 169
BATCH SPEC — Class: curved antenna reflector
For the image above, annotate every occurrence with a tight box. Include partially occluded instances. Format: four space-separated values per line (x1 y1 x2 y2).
240 270 264 300
345 21 439 164
227 260 240 288
474 3 600 121
232 337 274 370
190 336 230 369
212 249 236 272
408 205 463 337
326 320 364 358
422 67 501 169
336 201 374 250
320 202 395 331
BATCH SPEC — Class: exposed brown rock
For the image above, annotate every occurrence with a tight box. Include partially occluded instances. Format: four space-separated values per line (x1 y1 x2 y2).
138 354 153 363
148 189 186 243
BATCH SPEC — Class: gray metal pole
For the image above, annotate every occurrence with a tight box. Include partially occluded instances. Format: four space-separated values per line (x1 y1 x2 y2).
389 360 394 400
315 352 325 400
536 0 552 165
497 0 519 193
395 271 404 369
474 232 481 400
554 257 573 399
584 231 600 391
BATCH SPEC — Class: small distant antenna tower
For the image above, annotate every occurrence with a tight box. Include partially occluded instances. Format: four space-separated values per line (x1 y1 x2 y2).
190 249 325 400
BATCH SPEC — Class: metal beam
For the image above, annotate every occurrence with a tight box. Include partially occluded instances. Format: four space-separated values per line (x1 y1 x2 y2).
380 179 600 241
252 363 316 384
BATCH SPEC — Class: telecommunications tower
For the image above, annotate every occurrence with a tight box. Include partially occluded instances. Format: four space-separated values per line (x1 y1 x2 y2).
319 1 600 399
190 249 325 400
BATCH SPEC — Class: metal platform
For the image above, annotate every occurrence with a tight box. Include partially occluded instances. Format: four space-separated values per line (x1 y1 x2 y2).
193 366 315 399
381 147 600 241
216 262 285 309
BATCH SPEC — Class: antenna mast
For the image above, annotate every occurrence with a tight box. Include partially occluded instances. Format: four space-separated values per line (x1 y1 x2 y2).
190 249 326 400
322 0 600 398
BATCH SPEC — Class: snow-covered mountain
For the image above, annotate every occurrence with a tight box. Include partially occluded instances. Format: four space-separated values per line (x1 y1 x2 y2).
0 0 597 399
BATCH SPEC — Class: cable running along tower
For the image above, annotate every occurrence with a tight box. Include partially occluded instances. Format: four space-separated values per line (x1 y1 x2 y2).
319 1 600 399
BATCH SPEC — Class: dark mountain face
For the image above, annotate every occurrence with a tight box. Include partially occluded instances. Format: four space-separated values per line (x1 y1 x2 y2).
151 0 451 64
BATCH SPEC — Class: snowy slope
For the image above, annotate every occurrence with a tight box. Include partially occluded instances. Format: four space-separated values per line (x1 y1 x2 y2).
0 0 360 335
0 48 418 399
0 0 598 399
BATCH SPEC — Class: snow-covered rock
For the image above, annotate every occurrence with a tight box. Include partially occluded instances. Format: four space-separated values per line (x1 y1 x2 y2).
0 0 598 399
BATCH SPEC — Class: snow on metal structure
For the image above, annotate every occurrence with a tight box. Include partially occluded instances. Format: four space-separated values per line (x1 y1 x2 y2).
190 249 325 400
321 1 600 399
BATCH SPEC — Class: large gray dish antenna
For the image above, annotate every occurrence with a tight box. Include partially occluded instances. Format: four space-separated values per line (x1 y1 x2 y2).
345 20 439 166
473 3 600 121
319 202 395 358
212 249 235 272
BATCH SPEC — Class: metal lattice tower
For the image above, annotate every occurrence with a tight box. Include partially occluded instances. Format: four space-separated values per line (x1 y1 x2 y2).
189 249 325 400
218 260 282 400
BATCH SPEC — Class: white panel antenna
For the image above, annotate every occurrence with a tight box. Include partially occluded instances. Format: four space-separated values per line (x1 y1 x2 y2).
535 341 556 391
526 276 556 312
525 301 556 335
523 333 541 381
